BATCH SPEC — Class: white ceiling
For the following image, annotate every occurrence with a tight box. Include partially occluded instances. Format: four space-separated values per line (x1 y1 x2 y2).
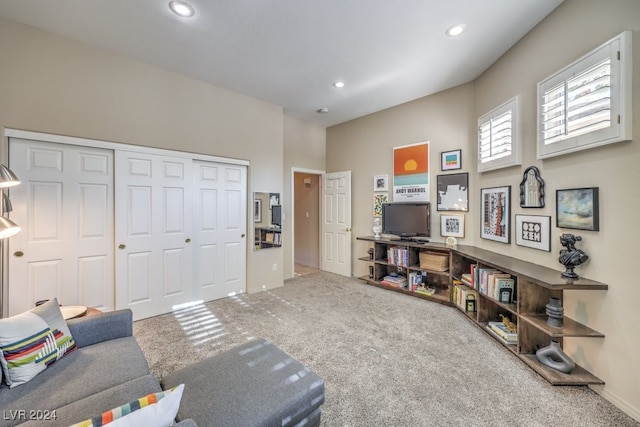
0 0 563 127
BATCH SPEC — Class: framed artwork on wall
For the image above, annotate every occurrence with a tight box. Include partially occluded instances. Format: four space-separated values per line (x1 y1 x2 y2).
515 214 551 251
440 214 465 238
556 187 599 231
373 174 388 192
480 186 511 243
437 173 468 211
254 199 262 222
373 193 388 217
441 149 462 171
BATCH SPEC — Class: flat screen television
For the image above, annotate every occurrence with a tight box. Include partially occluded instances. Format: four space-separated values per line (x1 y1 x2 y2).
381 202 430 240
271 205 282 227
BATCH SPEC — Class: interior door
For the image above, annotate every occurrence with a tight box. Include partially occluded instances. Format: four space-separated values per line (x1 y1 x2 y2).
192 160 247 301
8 139 114 316
321 171 352 276
114 151 193 320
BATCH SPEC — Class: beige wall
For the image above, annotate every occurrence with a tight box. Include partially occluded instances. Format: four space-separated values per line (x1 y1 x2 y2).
327 0 640 420
0 17 285 294
283 115 326 279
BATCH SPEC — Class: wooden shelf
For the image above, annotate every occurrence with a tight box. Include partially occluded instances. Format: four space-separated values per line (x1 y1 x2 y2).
357 236 607 387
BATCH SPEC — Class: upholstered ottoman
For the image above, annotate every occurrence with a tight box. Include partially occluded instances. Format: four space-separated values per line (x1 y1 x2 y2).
162 338 325 427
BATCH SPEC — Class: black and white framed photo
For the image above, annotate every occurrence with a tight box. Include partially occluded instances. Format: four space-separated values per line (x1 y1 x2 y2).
556 187 599 231
441 214 465 238
480 186 511 243
441 149 462 171
373 174 389 192
515 214 551 251
437 173 468 211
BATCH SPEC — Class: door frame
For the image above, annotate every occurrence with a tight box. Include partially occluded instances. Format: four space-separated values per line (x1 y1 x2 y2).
290 167 324 278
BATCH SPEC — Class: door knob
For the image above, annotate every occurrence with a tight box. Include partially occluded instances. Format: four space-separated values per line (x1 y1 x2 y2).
344 228 352 232
241 233 246 238
185 238 191 243
13 251 24 257
118 244 126 250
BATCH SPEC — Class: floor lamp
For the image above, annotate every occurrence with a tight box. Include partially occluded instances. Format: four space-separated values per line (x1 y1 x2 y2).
0 163 21 318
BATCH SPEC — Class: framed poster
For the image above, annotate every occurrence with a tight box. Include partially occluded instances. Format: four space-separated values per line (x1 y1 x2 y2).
516 214 551 251
393 141 429 202
441 214 465 238
441 149 462 171
556 187 599 231
481 186 511 243
437 173 468 211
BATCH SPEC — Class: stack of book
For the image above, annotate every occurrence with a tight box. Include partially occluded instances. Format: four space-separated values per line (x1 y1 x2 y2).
381 274 407 288
486 321 517 344
387 246 409 267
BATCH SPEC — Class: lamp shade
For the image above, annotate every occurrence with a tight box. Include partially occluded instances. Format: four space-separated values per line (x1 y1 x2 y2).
0 164 20 188
0 216 20 239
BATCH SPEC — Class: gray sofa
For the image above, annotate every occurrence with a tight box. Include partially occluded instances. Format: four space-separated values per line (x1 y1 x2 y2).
0 309 325 427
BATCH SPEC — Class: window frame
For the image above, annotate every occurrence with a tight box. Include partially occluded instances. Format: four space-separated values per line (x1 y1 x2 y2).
477 96 522 173
537 31 632 159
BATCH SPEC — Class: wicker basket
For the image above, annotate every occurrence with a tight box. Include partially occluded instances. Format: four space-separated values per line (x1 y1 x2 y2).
419 251 449 271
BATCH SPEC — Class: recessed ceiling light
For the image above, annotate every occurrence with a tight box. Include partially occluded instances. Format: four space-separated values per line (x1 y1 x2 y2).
316 108 329 114
169 1 195 17
333 81 345 88
446 24 466 37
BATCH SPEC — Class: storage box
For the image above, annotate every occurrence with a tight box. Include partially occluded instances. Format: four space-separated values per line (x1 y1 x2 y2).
419 251 449 271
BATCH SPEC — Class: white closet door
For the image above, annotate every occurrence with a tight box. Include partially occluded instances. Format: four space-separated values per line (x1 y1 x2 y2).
115 151 193 320
8 139 114 316
193 161 247 301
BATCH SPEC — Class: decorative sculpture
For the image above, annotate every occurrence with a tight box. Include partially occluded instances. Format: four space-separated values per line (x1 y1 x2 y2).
372 217 382 239
558 233 589 279
535 340 575 374
546 297 564 328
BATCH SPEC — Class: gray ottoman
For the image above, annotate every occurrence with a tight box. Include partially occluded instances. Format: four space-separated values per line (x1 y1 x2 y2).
162 338 325 427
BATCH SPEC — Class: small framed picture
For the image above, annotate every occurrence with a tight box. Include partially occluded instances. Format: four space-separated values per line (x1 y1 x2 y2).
441 149 462 171
441 214 465 238
254 199 262 222
556 187 599 231
373 174 389 192
373 193 388 217
437 173 468 211
481 186 511 243
515 215 551 251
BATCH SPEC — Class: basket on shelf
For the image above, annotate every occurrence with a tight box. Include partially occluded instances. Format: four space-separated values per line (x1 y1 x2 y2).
419 251 449 271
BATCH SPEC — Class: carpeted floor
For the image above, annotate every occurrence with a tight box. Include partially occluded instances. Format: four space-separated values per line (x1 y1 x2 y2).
134 271 639 427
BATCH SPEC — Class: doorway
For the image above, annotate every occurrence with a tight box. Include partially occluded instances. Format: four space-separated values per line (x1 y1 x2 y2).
292 171 321 277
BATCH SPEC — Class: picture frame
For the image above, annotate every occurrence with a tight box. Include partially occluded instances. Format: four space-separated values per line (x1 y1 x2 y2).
515 215 551 251
437 173 468 211
480 186 511 243
556 187 599 231
441 149 462 171
440 214 465 238
373 174 389 192
373 193 388 217
254 199 262 222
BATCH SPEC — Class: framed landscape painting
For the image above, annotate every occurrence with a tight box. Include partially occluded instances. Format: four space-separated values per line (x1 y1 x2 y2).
480 186 511 243
556 187 599 231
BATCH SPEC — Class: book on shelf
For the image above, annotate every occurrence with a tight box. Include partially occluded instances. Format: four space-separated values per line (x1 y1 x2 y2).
381 273 407 288
460 273 473 286
469 264 478 289
477 268 499 295
487 272 511 300
415 284 436 296
387 246 409 267
408 271 425 291
487 321 517 343
495 277 515 303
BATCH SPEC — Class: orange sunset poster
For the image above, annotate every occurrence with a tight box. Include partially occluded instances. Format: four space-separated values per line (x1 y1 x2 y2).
393 141 429 202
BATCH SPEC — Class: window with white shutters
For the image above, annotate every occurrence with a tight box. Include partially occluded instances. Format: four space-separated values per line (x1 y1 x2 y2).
477 97 521 173
537 31 632 159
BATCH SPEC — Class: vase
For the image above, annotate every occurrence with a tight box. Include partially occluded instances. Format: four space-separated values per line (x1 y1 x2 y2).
535 340 575 373
545 297 564 328
372 218 382 239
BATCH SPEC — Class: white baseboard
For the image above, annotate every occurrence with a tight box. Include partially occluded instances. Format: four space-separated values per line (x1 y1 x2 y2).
591 385 640 423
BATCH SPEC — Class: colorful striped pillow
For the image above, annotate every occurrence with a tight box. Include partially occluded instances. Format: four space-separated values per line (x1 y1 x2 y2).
0 298 76 388
70 384 184 427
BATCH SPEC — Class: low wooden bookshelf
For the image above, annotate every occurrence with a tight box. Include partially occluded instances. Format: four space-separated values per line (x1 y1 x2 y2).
357 237 608 386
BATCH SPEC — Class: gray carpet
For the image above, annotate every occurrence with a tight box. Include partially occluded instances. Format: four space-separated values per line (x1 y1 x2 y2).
134 271 639 427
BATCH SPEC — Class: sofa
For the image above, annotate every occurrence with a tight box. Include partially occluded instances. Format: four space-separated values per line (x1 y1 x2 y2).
0 305 325 427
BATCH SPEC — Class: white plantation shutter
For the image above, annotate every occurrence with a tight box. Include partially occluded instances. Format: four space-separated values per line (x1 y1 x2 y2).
537 31 632 159
477 97 521 173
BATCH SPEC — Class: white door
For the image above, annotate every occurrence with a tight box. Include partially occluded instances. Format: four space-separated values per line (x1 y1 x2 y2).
114 151 193 320
192 161 247 301
8 139 114 316
321 171 352 276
